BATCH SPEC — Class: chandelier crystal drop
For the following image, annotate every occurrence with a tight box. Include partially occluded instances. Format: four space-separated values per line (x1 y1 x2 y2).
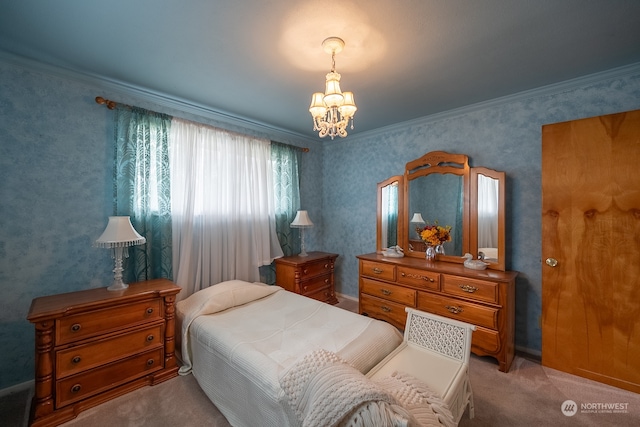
309 37 357 139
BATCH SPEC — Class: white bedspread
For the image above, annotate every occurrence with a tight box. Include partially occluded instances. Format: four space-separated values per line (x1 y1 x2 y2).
176 281 403 427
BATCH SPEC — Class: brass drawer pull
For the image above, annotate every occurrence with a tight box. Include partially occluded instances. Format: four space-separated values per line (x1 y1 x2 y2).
372 267 384 274
381 289 392 296
324 263 330 269
147 359 155 366
381 306 392 312
402 272 434 282
146 307 154 315
146 335 155 342
445 305 464 314
71 384 82 393
71 356 81 364
71 323 81 332
459 284 479 293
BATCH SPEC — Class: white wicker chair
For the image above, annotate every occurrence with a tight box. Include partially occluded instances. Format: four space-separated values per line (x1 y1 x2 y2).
367 307 476 424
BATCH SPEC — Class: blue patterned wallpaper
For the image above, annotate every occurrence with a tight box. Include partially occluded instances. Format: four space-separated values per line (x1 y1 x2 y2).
322 67 640 357
1 54 639 389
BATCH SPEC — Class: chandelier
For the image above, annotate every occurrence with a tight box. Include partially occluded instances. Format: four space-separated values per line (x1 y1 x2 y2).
309 37 357 139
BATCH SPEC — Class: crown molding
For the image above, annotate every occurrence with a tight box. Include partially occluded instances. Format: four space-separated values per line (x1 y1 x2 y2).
0 50 319 145
3 50 639 146
346 61 640 143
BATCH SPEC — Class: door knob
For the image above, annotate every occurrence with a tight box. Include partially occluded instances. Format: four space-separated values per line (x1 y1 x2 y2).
545 258 558 267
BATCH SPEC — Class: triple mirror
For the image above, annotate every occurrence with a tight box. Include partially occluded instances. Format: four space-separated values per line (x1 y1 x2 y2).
376 151 506 271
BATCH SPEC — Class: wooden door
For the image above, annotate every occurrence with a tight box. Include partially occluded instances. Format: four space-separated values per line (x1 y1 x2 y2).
541 109 640 393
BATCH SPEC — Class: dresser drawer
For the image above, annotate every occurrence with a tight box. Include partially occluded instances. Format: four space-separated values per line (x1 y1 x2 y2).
361 278 416 306
397 267 440 291
361 260 396 281
56 323 164 378
56 348 164 408
300 274 331 296
472 326 501 354
57 299 162 345
360 294 407 330
299 258 334 279
417 292 498 330
442 274 498 304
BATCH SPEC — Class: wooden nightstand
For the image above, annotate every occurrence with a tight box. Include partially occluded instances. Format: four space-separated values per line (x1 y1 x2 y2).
27 278 181 427
274 251 339 304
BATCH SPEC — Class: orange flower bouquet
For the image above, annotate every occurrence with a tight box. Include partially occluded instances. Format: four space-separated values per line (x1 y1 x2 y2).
418 221 452 247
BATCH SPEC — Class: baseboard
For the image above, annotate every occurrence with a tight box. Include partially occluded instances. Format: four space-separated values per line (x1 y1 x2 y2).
515 345 542 362
0 380 33 398
336 292 358 303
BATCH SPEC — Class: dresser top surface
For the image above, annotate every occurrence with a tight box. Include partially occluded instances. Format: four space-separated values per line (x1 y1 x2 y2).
275 251 339 266
28 278 180 322
357 252 518 282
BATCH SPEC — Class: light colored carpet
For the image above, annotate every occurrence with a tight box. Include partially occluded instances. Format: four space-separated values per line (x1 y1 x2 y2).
54 353 639 427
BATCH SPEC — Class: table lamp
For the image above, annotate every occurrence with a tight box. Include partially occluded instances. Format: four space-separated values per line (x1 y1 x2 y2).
96 216 146 291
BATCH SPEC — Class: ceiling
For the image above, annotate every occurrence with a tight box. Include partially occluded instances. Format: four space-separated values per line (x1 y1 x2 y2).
2 0 640 141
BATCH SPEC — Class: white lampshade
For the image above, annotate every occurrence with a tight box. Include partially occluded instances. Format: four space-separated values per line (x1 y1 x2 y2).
323 72 344 107
96 216 146 247
410 213 425 224
338 92 357 118
309 92 328 118
290 210 314 228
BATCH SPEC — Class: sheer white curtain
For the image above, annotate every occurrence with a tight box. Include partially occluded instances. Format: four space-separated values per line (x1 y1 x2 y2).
477 174 499 248
169 118 283 300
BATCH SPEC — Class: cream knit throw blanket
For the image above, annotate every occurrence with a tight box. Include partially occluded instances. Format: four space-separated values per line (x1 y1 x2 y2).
280 349 454 427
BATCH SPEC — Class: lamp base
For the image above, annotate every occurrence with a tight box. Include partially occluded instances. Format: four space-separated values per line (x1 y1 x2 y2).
299 249 309 257
107 281 129 291
107 247 129 291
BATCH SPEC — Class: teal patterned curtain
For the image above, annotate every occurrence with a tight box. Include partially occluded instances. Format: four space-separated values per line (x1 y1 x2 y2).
113 106 173 283
260 141 301 284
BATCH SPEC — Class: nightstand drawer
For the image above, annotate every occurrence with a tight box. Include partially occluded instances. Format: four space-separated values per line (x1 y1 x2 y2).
300 259 334 278
56 323 164 378
397 267 440 291
305 286 335 303
360 294 407 330
56 348 163 408
300 275 331 295
442 274 498 304
361 278 416 306
417 292 498 330
361 260 396 281
57 299 162 345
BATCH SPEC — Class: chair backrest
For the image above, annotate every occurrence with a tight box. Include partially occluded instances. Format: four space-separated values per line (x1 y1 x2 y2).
403 307 476 364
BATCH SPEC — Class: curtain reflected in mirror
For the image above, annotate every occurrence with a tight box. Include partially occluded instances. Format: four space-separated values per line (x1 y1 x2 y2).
477 174 499 261
380 181 399 248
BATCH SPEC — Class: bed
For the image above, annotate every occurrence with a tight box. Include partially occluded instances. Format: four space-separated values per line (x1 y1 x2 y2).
176 280 458 427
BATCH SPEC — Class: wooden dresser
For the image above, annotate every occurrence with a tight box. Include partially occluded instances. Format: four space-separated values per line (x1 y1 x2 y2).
27 278 181 427
275 251 339 304
357 253 518 372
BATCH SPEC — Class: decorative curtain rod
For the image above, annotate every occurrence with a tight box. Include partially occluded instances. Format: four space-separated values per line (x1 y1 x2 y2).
95 96 309 152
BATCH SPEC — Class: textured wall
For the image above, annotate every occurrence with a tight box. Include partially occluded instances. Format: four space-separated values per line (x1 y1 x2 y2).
0 58 317 389
322 67 640 355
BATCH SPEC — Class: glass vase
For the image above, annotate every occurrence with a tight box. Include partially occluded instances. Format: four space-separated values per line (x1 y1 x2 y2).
435 244 445 256
425 245 436 261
